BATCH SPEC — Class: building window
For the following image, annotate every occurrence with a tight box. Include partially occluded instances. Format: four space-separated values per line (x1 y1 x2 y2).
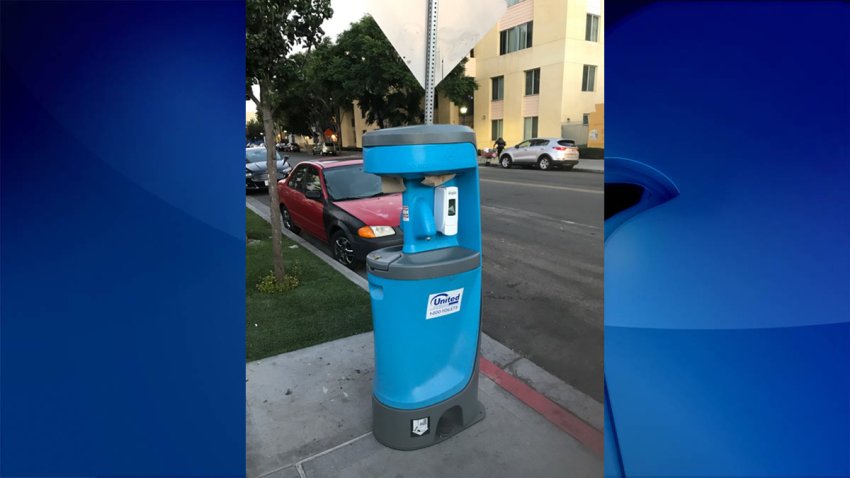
506 0 525 6
583 113 590 125
491 76 504 101
582 65 597 91
491 119 504 141
469 48 475 58
524 68 540 96
585 14 600 42
499 22 533 55
523 116 538 139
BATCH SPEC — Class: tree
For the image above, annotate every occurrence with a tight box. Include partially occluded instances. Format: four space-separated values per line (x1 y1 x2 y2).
246 118 264 142
246 0 332 282
328 16 478 128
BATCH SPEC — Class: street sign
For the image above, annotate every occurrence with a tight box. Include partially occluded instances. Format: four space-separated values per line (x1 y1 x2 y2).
367 0 508 90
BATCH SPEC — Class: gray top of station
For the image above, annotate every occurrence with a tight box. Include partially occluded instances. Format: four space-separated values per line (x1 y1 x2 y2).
367 246 480 280
362 124 476 147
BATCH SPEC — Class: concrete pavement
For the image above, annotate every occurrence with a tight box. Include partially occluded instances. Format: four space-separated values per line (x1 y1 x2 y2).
247 332 602 478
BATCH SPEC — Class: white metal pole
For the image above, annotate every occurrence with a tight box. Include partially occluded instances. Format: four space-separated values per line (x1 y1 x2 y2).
424 0 438 125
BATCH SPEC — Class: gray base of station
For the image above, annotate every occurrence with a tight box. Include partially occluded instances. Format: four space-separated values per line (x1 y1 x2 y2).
372 365 485 451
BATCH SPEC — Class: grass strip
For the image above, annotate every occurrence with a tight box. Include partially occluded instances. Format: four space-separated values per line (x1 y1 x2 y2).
246 208 372 361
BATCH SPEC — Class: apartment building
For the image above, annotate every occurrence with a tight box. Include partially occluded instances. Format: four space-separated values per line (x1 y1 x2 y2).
472 0 603 149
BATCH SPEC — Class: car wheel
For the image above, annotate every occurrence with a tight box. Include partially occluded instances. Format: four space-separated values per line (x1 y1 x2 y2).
280 204 301 234
537 155 552 171
500 155 512 169
331 230 361 270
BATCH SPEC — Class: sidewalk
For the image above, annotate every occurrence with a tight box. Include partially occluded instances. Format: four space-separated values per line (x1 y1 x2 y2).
247 333 602 478
575 159 604 173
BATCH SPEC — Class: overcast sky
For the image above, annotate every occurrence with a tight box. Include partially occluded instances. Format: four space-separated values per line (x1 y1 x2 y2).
247 0 368 116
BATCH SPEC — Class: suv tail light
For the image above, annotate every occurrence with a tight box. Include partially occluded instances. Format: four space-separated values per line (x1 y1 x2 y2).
554 146 567 151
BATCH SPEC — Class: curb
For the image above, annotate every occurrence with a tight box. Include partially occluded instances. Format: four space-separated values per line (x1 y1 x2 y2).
245 196 603 434
574 167 604 174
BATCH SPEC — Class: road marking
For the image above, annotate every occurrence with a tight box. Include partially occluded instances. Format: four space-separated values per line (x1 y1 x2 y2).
481 178 603 194
481 204 600 230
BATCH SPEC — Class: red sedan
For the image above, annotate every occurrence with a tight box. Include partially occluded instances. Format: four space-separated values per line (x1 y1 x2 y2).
277 159 402 269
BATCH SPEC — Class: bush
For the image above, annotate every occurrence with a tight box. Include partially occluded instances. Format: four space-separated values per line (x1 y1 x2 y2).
579 147 604 159
256 262 304 294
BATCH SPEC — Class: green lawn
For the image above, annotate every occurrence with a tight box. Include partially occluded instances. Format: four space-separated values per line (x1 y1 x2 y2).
246 208 372 362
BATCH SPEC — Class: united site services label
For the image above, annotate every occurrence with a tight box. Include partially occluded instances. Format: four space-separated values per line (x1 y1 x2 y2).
425 288 464 319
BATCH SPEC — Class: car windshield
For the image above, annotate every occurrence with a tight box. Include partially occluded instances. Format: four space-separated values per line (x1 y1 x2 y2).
323 165 383 201
246 148 282 163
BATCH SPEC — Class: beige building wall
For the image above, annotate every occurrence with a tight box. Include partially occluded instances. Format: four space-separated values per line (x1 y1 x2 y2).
472 0 603 149
339 101 381 148
587 103 604 148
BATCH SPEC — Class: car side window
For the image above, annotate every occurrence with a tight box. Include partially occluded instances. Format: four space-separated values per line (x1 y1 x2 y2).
517 140 531 148
287 166 307 190
304 167 322 194
531 139 547 147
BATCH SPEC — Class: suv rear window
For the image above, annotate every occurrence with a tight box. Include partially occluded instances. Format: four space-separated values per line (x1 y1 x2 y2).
557 140 576 147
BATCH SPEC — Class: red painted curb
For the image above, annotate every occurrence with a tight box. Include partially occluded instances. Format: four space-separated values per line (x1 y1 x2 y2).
479 357 604 457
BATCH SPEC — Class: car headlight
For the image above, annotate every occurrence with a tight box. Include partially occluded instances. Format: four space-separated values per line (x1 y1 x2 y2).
246 170 252 178
357 226 395 238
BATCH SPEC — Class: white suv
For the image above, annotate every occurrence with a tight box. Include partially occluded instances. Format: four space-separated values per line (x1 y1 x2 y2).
499 138 580 171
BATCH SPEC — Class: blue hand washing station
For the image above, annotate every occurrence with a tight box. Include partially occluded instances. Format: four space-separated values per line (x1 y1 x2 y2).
362 124 485 450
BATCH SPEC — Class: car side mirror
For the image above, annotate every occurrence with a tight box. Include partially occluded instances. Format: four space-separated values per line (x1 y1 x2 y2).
305 190 323 201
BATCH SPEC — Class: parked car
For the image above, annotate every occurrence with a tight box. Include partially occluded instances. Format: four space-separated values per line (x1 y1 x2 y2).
277 159 402 269
499 138 580 170
246 147 292 191
312 141 337 156
276 142 302 153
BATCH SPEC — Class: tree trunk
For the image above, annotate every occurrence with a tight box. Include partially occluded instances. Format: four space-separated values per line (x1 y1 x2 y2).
259 81 286 281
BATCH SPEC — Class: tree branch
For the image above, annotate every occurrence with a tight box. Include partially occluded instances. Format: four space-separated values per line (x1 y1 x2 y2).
248 87 261 107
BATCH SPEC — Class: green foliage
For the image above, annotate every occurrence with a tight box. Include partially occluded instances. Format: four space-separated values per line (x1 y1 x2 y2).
257 270 300 293
246 0 333 106
246 118 264 142
438 57 478 108
257 260 303 293
317 16 478 129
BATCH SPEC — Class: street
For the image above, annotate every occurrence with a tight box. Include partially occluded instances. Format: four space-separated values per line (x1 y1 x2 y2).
252 151 603 401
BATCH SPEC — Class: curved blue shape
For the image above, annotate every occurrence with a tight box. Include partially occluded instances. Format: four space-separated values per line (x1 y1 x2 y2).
604 157 679 241
368 268 482 409
605 1 849 476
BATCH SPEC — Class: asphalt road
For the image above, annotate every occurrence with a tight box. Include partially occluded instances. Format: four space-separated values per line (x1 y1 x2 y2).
251 152 603 401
